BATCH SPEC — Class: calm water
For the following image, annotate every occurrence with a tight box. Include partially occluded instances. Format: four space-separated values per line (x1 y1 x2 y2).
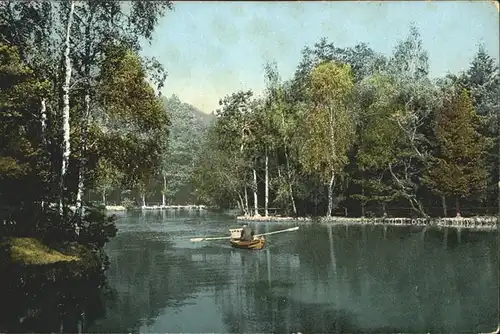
88 211 498 333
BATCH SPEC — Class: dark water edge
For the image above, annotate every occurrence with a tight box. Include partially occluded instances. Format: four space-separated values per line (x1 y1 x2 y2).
0 249 111 333
1 211 498 333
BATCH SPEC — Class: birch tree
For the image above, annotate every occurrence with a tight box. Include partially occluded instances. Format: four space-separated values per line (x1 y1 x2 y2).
60 1 75 218
263 62 299 216
300 61 355 217
69 1 173 215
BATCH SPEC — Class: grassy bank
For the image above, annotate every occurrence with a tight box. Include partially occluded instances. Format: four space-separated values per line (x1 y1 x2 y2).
0 237 99 270
4 237 79 265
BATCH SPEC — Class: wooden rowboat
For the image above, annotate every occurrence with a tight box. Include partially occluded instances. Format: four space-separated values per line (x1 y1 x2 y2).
190 227 298 249
230 236 266 250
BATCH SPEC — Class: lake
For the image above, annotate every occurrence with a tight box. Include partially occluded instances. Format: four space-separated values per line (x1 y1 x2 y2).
87 211 498 333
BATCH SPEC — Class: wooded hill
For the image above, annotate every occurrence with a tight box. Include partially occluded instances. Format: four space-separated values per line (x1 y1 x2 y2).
88 95 213 206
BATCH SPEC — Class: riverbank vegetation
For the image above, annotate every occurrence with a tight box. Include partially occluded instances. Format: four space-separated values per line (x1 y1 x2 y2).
191 26 498 219
0 0 174 262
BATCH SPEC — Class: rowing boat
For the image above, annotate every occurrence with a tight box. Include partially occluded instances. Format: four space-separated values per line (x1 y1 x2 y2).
190 226 299 249
230 236 266 250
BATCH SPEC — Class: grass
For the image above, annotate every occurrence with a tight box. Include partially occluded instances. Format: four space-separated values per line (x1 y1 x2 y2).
4 237 81 265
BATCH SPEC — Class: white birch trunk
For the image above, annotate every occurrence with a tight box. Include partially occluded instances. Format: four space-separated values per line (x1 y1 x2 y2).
102 190 106 206
327 105 336 218
327 172 335 217
141 193 146 208
40 98 47 210
244 186 249 216
284 149 297 216
264 151 269 217
41 98 47 142
76 94 90 219
162 172 167 206
238 193 246 216
59 1 75 215
253 168 259 217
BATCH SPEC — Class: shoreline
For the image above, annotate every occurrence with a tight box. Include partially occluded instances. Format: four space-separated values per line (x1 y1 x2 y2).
235 215 498 231
105 205 208 212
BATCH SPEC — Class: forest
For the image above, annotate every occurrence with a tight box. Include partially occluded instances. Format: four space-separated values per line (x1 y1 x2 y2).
191 27 498 219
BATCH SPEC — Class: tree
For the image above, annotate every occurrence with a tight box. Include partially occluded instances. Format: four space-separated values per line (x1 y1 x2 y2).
214 90 257 215
68 1 173 212
0 43 51 204
263 62 300 216
93 158 123 205
300 61 355 217
95 46 169 203
385 24 438 217
191 127 247 210
161 95 210 205
424 88 490 216
461 45 499 209
351 74 403 216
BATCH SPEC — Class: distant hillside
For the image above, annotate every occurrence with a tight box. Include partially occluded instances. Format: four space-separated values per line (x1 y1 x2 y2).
161 95 214 204
163 94 214 127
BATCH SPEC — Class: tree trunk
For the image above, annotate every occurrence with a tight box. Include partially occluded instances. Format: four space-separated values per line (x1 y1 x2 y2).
40 98 47 143
141 193 146 208
76 94 90 223
244 186 249 216
382 202 387 217
253 168 260 217
284 148 297 216
441 195 447 217
76 9 94 222
327 172 335 217
238 193 246 216
102 190 106 206
361 180 366 218
265 151 269 217
236 198 242 214
455 197 460 217
40 98 47 210
59 0 75 216
162 172 167 206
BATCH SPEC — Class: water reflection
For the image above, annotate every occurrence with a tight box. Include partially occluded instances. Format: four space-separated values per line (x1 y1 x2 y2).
4 212 495 333
90 213 497 333
0 260 109 333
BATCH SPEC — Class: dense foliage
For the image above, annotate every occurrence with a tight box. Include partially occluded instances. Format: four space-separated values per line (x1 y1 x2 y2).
0 1 173 242
191 26 498 218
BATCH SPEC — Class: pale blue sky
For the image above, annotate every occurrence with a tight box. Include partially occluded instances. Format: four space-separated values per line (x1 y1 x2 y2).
141 1 499 114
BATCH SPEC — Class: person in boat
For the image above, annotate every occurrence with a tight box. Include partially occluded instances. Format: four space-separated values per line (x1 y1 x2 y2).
240 224 254 241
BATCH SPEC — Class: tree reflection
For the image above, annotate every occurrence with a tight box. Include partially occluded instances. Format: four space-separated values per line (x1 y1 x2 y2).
0 260 109 333
29 216 493 334
89 231 233 333
215 222 497 333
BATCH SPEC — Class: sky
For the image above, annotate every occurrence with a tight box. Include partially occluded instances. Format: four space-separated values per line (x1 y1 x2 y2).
140 1 499 114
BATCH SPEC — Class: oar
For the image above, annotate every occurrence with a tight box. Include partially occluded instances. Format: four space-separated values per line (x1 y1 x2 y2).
254 226 299 238
190 226 299 242
190 236 232 242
